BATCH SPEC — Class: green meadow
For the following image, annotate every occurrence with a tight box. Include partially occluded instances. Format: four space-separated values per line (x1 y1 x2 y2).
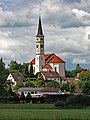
0 104 90 120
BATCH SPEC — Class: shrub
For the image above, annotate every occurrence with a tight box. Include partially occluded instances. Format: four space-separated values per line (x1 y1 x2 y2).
55 101 65 108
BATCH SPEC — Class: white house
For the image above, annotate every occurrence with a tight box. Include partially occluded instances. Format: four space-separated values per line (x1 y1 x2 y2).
18 87 64 98
7 73 24 86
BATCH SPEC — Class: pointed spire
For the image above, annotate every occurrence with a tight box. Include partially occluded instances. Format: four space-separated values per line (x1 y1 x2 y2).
36 16 43 36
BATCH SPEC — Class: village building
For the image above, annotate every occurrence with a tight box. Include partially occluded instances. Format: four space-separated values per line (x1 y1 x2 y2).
28 16 66 82
7 73 24 86
18 87 64 98
75 69 88 80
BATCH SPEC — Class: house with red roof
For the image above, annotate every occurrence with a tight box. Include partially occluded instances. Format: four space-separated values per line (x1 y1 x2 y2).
75 69 88 80
28 16 65 83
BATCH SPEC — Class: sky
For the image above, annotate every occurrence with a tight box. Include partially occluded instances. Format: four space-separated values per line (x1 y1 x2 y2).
0 0 90 70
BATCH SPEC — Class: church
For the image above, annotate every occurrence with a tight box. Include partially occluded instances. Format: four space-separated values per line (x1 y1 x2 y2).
28 16 65 81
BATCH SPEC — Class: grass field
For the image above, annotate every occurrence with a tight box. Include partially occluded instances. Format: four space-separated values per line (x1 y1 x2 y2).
0 104 90 120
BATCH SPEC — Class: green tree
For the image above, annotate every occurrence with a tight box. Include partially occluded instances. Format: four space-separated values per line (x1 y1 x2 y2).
20 92 25 99
46 80 60 88
14 82 24 90
30 62 34 78
82 81 90 95
60 82 69 92
0 58 8 96
69 83 75 93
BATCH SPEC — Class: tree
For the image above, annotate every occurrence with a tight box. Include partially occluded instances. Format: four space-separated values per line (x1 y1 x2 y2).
76 64 81 69
14 82 24 90
60 82 69 92
30 62 34 78
69 83 75 93
46 81 60 88
79 71 90 81
0 58 8 96
82 81 90 95
20 92 25 99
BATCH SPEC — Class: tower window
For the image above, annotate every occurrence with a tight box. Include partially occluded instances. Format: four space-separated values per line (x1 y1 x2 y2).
36 45 38 48
41 38 43 40
41 45 43 48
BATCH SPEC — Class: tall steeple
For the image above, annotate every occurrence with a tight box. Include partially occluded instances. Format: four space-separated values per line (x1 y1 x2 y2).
36 16 43 37
35 16 45 74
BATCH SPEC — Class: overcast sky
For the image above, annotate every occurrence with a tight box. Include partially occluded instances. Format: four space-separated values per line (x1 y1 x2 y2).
0 0 90 70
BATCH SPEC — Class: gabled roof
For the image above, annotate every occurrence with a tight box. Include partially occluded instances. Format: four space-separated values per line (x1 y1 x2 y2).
11 73 24 82
79 69 88 74
28 54 65 64
50 55 65 63
43 64 52 69
41 71 61 79
30 58 35 64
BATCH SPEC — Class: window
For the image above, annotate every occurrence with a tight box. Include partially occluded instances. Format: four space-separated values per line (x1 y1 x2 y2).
41 45 43 48
36 45 38 48
41 38 43 40
55 67 57 71
35 91 37 94
31 91 34 94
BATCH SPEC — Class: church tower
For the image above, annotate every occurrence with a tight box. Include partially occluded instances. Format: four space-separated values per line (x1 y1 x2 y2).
35 16 45 74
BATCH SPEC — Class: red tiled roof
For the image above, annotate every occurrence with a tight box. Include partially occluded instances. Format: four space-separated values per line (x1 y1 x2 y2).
43 64 52 69
79 69 88 74
30 58 35 64
28 54 53 64
28 54 65 64
44 54 52 60
50 56 65 63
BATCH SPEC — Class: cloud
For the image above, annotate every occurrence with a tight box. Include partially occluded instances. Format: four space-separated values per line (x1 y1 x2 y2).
0 0 90 69
72 58 90 64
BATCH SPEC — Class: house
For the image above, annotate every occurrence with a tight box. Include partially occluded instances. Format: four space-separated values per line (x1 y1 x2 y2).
41 71 62 84
18 87 64 98
75 69 88 80
7 73 25 86
28 16 65 78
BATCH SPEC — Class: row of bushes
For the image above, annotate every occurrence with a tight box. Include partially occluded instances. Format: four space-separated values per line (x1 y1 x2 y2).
55 94 90 108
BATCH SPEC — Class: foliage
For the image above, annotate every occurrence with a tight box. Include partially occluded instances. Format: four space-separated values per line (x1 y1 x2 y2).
79 71 90 81
60 82 69 92
0 58 9 96
65 68 82 78
20 92 25 99
69 83 75 93
55 95 90 109
14 82 24 90
81 81 90 95
55 101 65 108
29 62 34 78
78 71 90 95
24 81 35 87
26 92 32 99
46 80 60 88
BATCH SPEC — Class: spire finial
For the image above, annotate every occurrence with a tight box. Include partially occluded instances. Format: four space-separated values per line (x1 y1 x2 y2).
36 15 43 36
